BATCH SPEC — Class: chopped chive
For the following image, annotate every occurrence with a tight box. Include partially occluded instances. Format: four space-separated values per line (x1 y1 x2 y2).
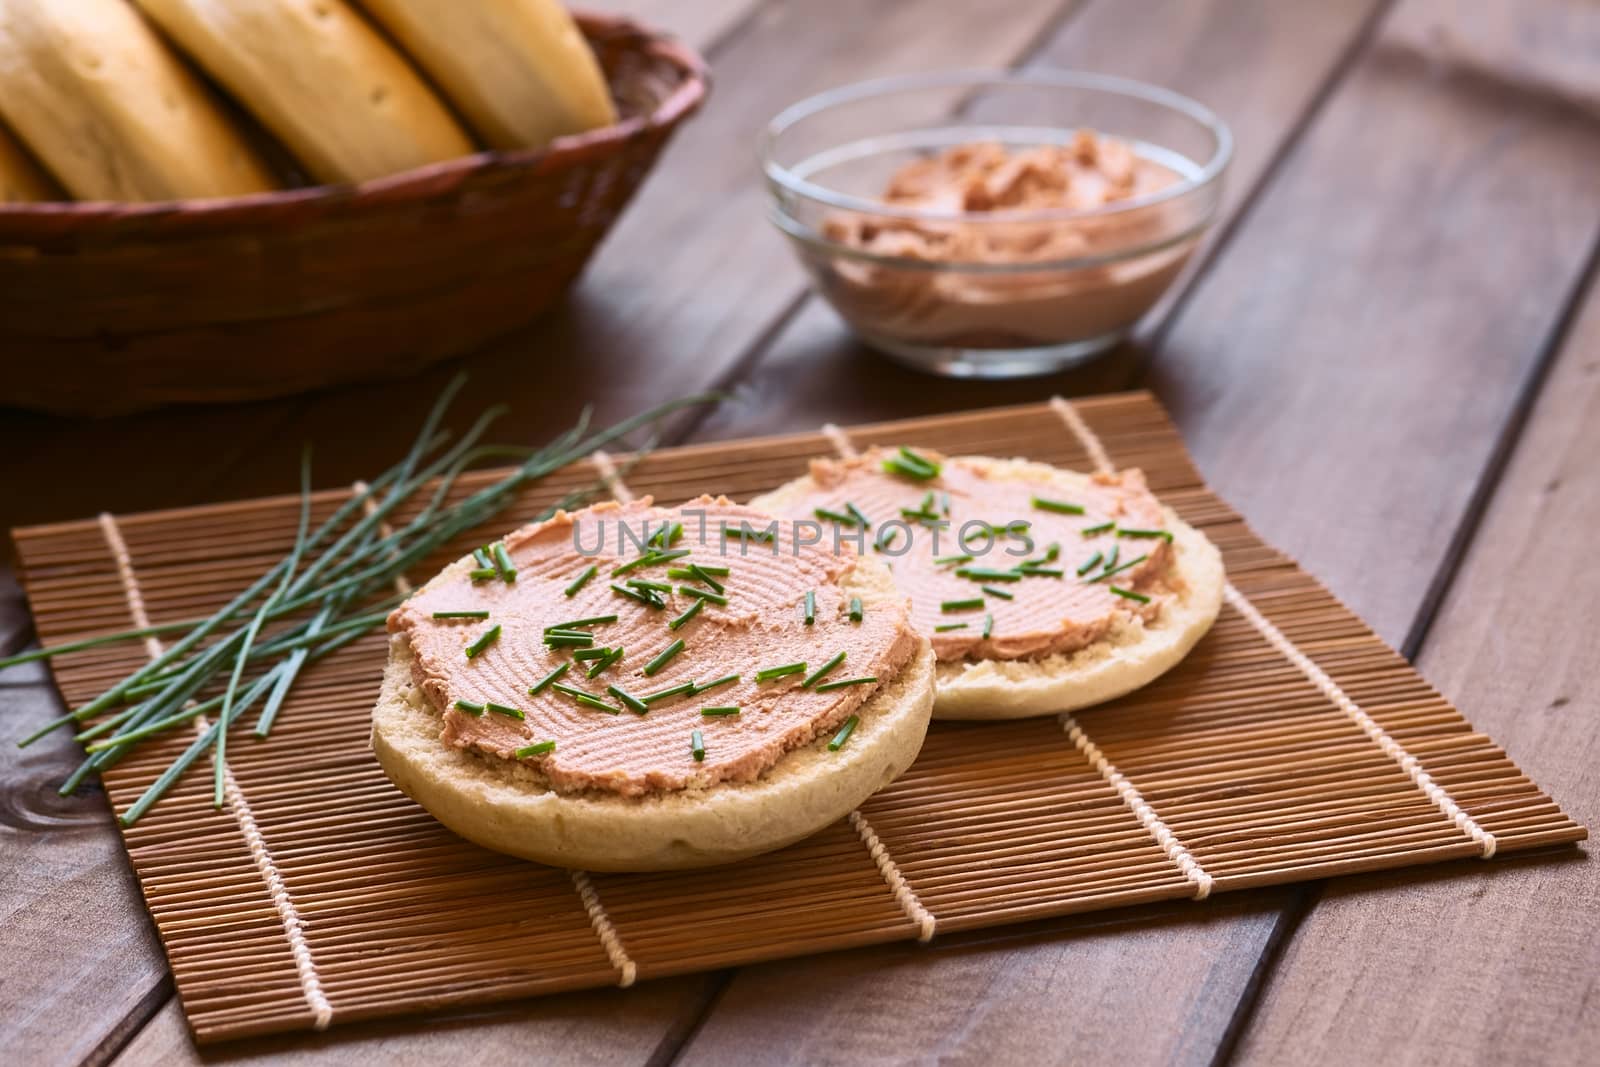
900 507 939 522
611 583 663 609
935 623 967 632
666 567 696 581
981 585 1014 600
1109 585 1151 603
491 542 517 581
722 525 774 543
668 598 704 630
472 547 492 569
883 446 940 480
955 567 1021 582
1076 552 1104 577
528 663 569 695
934 553 974 566
469 567 499 581
755 662 807 682
941 491 952 515
1103 542 1121 572
550 682 592 699
875 528 900 550
941 598 985 612
692 673 740 695
650 521 684 548
845 502 872 529
1091 553 1148 583
686 563 725 594
816 677 876 693
921 491 935 512
453 699 485 716
606 685 648 715
586 648 624 678
543 633 594 648
1019 566 1064 578
827 715 860 750
574 693 623 714
803 590 816 625
690 729 706 762
801 651 847 688
644 639 685 676
571 647 609 660
848 596 864 622
1081 521 1115 536
564 565 597 597
814 506 857 526
982 613 994 639
626 578 674 593
548 614 618 630
1032 496 1085 515
465 624 501 658
486 702 524 720
680 585 729 606
701 706 740 717
1118 528 1174 542
693 563 730 576
432 610 490 620
515 740 556 758
613 548 691 576
643 682 696 705
1043 542 1061 561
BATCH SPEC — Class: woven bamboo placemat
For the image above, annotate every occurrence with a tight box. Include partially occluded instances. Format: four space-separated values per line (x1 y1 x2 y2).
13 392 1584 1044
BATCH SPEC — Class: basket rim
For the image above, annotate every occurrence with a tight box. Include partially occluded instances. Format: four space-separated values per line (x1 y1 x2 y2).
0 9 707 224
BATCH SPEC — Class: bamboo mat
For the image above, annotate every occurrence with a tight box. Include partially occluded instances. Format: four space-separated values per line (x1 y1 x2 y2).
12 393 1584 1044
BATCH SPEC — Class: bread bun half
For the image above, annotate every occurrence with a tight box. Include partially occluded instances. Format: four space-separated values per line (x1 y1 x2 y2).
752 455 1225 721
372 554 935 871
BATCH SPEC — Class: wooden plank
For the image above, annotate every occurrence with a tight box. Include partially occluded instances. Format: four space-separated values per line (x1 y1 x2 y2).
1231 263 1600 1065
690 0 1389 441
677 0 1600 1062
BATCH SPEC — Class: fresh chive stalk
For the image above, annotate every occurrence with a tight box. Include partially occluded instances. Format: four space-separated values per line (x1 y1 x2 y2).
1109 586 1151 603
486 702 524 720
803 590 816 626
433 610 490 620
465 625 502 658
941 598 985 612
529 663 569 695
690 730 706 762
981 585 1014 600
701 706 740 717
827 716 860 750
491 542 517 581
848 597 864 622
515 741 556 758
935 623 967 632
755 662 807 682
668 599 704 631
692 673 740 695
564 565 597 597
815 677 876 692
1091 553 1148 583
606 685 649 715
454 700 486 716
882 446 940 481
644 639 685 676
1117 528 1173 542
680 586 728 606
1076 552 1104 577
801 651 846 688
643 682 696 705
1081 521 1115 536
1031 496 1085 515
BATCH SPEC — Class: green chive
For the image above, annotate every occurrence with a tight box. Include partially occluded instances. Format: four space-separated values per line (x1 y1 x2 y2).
515 740 555 758
1103 543 1121 572
668 598 704 630
486 702 524 720
1091 553 1148 583
941 491 952 515
571 648 608 660
528 663 569 695
692 673 740 695
755 662 807 682
574 693 623 714
981 585 1014 600
827 715 860 750
432 610 490 619
1118 528 1174 542
815 676 876 693
469 567 499 581
1032 496 1085 515
650 521 684 548
883 446 940 480
955 567 1021 582
934 554 974 566
686 563 725 594
614 548 691 576
1020 566 1064 578
680 585 729 606
607 685 648 715
1110 585 1151 603
491 542 517 581
803 590 816 625
848 596 864 622
935 623 967 632
801 651 846 688
543 633 594 648
550 682 592 699
814 506 857 526
611 583 663 609
701 706 740 717
1081 521 1115 536
1043 542 1061 561
692 563 730 576
722 525 774 543
1076 552 1104 577
982 613 994 639
876 528 900 550
626 578 674 593
690 729 706 761
941 598 984 612
465 624 501 658
644 639 685 676
453 699 485 716
564 565 597 597
586 648 624 678
643 682 696 705
845 502 872 529
472 547 492 569
548 614 618 630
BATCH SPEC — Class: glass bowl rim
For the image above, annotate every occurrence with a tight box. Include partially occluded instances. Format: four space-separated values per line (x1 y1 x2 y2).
761 68 1234 226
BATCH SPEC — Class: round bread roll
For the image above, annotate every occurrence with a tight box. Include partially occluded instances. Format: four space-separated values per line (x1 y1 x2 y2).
134 0 474 185
359 0 617 150
0 120 60 202
0 0 277 201
752 456 1225 721
372 551 936 871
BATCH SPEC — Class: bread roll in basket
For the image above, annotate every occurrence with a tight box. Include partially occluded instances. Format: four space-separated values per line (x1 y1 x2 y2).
0 10 706 416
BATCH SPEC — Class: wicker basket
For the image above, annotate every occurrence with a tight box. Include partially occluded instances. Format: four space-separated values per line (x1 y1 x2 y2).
0 12 707 417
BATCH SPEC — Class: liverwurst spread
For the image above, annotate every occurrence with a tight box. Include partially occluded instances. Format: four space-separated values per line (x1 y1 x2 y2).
390 496 918 798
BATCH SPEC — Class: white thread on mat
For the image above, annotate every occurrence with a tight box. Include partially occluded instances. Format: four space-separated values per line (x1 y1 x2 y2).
1222 585 1497 859
1061 713 1214 899
590 450 635 504
815 425 937 939
1049 396 1114 475
1048 396 1498 861
850 810 937 941
353 480 411 595
98 513 335 1029
571 870 638 986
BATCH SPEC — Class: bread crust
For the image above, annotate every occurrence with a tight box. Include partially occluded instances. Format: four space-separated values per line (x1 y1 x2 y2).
752 455 1224 720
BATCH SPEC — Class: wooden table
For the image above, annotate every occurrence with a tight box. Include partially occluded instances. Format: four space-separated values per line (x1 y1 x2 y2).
3 1 1596 1063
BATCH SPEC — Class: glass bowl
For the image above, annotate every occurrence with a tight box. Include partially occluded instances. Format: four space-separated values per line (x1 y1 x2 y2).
762 70 1232 378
